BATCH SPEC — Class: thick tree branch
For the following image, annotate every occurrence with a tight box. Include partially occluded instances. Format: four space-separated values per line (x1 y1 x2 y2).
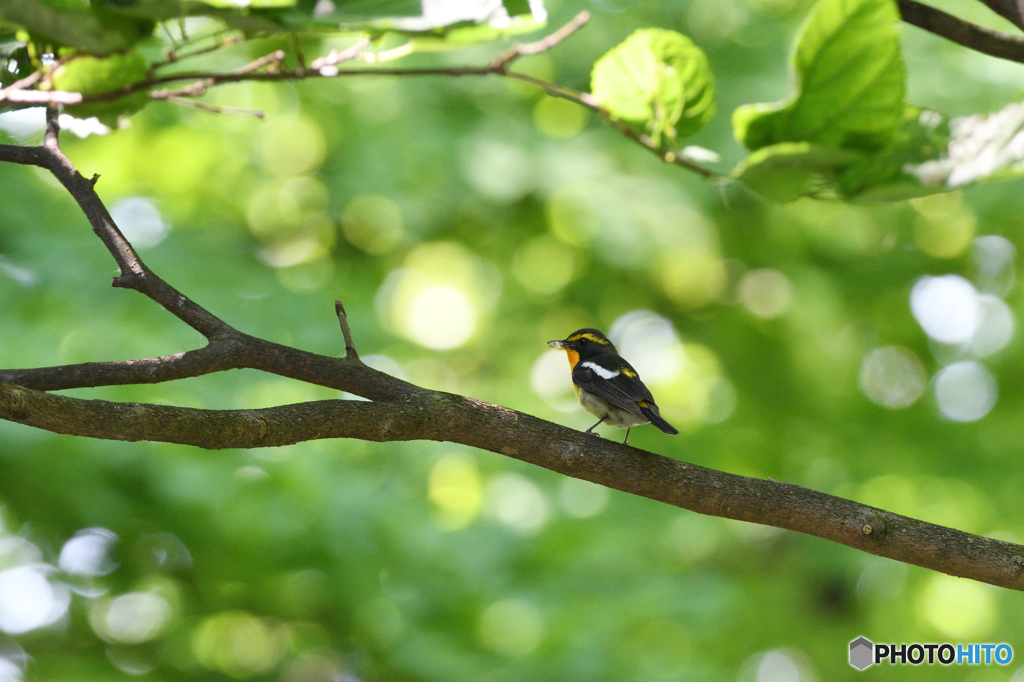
2 379 1024 590
0 333 421 401
898 0 1024 64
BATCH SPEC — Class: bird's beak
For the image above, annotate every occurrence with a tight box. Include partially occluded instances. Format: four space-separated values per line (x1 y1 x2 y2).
547 339 566 350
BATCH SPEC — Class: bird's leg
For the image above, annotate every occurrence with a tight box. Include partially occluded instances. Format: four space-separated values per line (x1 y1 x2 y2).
585 417 605 435
622 428 631 445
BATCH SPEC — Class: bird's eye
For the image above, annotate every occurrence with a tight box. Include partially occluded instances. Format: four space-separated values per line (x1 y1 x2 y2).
579 338 588 346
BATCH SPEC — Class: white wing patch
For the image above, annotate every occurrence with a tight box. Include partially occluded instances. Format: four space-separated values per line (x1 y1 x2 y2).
581 361 619 379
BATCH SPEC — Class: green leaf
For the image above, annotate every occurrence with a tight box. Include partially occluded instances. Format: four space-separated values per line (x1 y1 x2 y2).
591 28 714 144
0 0 152 53
837 107 950 201
733 0 903 153
731 142 861 202
51 49 150 122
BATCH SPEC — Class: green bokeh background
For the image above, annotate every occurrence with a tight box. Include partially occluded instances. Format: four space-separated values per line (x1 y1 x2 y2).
3 0 1024 679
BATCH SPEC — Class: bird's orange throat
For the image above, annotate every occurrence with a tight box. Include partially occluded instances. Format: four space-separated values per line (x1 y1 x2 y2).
564 348 580 369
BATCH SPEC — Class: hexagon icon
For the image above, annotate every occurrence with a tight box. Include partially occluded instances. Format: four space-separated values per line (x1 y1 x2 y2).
849 636 874 670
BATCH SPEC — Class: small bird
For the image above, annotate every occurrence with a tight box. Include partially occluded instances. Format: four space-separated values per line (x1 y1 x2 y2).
548 328 679 445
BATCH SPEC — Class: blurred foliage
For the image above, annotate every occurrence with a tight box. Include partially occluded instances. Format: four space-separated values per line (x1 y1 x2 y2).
3 0 1024 681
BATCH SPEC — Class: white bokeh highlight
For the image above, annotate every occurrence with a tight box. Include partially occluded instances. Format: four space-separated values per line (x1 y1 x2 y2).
404 286 477 350
738 269 792 319
485 474 549 534
110 197 170 249
934 361 998 422
0 566 69 634
59 528 118 577
608 310 685 384
969 294 1014 357
530 350 579 413
0 108 45 142
910 275 979 344
0 657 22 682
859 346 927 409
973 235 1016 295
104 592 173 644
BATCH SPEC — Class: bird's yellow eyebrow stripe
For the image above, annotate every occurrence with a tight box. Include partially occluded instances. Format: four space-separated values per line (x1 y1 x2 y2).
566 332 610 345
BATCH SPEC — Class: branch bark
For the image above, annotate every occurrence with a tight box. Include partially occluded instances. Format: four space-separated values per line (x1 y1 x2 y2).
2 57 1024 594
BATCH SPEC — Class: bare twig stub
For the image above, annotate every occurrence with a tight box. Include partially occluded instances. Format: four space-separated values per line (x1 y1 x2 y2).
1 128 1024 592
335 301 359 361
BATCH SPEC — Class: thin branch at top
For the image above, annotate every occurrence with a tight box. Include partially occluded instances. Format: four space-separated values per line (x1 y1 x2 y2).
0 12 720 179
897 0 1024 64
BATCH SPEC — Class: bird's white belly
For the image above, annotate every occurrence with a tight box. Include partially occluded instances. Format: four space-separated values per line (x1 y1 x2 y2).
577 389 647 428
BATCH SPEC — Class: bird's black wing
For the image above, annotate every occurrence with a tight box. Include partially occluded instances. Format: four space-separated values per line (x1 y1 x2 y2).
572 360 652 418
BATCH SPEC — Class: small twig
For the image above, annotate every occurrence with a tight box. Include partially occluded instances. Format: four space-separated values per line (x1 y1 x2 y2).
491 10 591 70
149 78 215 100
151 34 244 70
363 42 415 64
310 38 371 72
897 0 1024 64
291 35 307 72
335 300 359 360
161 22 180 50
43 106 59 151
233 50 285 76
165 96 265 118
3 69 44 92
0 89 82 104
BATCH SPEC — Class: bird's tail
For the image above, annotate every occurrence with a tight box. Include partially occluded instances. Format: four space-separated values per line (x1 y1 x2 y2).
638 401 679 435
